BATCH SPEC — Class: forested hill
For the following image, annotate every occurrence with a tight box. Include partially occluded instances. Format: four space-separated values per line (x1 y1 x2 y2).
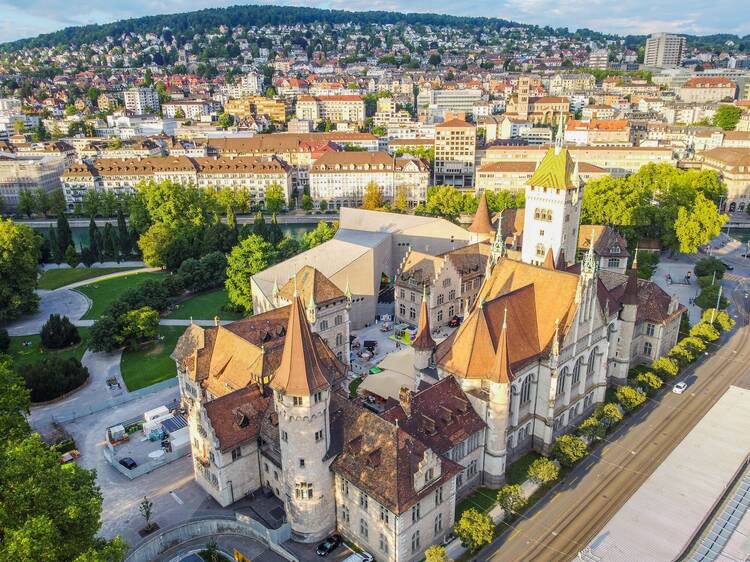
0 3 610 50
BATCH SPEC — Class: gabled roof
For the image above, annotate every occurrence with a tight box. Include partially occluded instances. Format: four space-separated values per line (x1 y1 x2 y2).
204 385 271 452
528 146 578 189
278 265 345 306
269 296 338 396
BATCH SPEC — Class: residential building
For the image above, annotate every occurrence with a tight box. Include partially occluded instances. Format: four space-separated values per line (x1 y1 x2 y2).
549 73 596 96
679 77 737 103
433 119 476 189
587 49 609 70
162 98 221 120
416 89 484 117
565 120 632 147
0 154 66 210
697 147 750 211
224 96 287 123
123 87 161 114
296 95 366 127
309 151 430 208
644 33 686 68
577 226 630 274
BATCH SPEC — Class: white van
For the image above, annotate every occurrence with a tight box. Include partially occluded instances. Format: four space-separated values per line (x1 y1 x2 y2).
341 552 373 562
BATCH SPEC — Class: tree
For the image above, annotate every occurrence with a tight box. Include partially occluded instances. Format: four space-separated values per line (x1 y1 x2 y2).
526 456 560 484
694 257 725 279
89 316 123 352
650 357 679 379
138 222 174 268
302 221 339 249
454 508 493 552
426 185 464 221
268 214 283 245
34 188 50 216
116 207 131 256
81 189 102 218
594 402 624 428
103 222 118 260
0 328 9 353
278 237 301 260
669 342 695 366
139 496 154 531
88 218 100 262
615 385 647 411
553 434 588 467
40 314 80 350
264 183 286 214
424 544 452 562
217 112 234 129
253 211 267 240
120 307 160 348
428 53 442 66
319 199 328 212
713 105 742 130
48 190 67 216
702 308 734 332
56 213 73 258
0 360 31 442
682 335 707 353
0 219 41 322
64 245 79 268
226 234 277 313
301 194 314 211
674 193 727 254
695 284 729 310
362 181 384 210
392 186 409 213
578 415 606 441
18 189 35 218
634 371 663 394
18 357 89 402
497 484 527 518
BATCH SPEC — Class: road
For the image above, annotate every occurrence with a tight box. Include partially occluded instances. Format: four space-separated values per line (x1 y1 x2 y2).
479 277 750 562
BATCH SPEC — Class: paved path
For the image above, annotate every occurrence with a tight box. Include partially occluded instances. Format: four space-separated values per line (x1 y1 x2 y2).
480 281 750 562
153 534 287 562
5 289 90 336
41 261 146 271
57 267 159 290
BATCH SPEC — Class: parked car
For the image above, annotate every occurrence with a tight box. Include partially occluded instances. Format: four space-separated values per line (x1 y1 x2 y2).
118 457 137 469
672 382 688 394
342 553 373 562
316 534 342 556
722 261 734 271
442 531 458 545
449 315 461 328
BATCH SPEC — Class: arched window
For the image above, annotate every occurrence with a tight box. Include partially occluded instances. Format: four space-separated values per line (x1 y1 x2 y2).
572 357 583 384
520 376 531 404
587 351 596 378
556 368 567 395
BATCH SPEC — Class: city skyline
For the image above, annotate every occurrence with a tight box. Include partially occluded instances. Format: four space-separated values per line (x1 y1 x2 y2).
1 0 749 44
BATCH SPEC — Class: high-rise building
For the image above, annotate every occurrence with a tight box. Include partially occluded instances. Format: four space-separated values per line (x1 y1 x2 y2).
644 33 686 68
587 49 610 70
433 118 476 189
123 87 161 114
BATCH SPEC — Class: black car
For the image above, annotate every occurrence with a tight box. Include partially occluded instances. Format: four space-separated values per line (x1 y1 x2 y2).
722 261 734 271
316 534 342 556
118 457 137 470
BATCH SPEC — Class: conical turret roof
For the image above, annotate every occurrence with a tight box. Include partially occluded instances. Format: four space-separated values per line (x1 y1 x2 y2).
468 192 494 234
543 247 556 270
412 291 436 351
491 308 512 384
270 296 333 395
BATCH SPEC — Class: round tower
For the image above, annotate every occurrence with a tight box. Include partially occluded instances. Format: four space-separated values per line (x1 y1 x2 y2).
270 295 336 542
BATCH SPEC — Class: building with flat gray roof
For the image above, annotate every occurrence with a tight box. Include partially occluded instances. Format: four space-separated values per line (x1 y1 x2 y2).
579 385 750 562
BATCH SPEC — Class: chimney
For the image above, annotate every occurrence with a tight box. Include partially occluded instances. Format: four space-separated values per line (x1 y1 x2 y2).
399 386 414 417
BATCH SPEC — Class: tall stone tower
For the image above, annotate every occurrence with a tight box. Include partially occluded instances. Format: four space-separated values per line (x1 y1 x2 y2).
412 289 436 376
484 308 513 488
270 295 336 542
517 76 530 121
609 257 639 386
521 119 582 268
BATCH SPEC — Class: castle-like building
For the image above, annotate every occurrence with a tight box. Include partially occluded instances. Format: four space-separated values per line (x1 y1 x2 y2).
173 136 684 561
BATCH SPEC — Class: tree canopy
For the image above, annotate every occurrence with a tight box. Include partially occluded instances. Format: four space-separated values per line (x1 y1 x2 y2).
0 219 41 322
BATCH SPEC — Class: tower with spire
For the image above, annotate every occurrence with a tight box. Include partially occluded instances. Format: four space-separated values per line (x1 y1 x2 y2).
467 191 495 243
270 294 337 542
520 114 582 268
412 288 436 374
485 307 513 486
609 252 640 385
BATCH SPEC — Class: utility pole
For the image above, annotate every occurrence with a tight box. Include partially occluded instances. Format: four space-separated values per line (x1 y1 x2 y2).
711 285 723 324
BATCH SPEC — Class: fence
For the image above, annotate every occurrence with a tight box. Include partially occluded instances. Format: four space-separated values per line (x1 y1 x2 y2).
50 378 179 424
125 514 295 562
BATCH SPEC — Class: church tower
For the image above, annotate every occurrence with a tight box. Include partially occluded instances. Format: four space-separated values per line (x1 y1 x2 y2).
521 119 582 268
270 294 337 542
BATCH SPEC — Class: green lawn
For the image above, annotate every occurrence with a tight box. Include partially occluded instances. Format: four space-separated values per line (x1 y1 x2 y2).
456 487 498 519
506 452 541 485
166 288 243 321
8 328 91 367
120 325 185 391
76 271 165 320
38 267 140 290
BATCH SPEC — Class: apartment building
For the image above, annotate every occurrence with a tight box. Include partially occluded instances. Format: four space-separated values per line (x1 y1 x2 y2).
697 147 750 211
309 151 430 208
123 87 161 114
296 95 366 127
0 154 66 210
224 96 287 123
433 119 476 189
549 73 596 96
476 161 607 192
587 49 609 70
60 155 292 210
678 77 737 103
644 33 686 68
416 89 484 117
162 98 220 120
564 120 632 147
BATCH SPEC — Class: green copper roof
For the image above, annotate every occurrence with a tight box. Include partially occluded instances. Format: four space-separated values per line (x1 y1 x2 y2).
528 147 577 189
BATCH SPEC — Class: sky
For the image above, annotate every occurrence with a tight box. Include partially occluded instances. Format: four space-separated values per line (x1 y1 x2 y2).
1 0 749 44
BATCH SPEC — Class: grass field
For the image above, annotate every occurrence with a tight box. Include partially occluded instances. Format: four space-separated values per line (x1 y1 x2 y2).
166 288 243 321
76 271 165 320
37 267 140 290
120 325 184 391
8 328 91 367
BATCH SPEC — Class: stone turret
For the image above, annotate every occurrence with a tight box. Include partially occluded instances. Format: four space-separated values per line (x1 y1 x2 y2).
610 253 639 386
270 295 336 542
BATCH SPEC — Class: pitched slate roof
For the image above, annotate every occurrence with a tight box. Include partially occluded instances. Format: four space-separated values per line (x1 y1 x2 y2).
329 395 462 514
269 296 339 396
204 385 271 452
381 376 485 455
578 225 630 259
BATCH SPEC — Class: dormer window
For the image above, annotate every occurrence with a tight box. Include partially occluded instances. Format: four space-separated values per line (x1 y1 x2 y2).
610 245 620 254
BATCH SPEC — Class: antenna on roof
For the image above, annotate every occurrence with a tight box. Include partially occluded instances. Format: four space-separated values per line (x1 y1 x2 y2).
555 114 565 156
